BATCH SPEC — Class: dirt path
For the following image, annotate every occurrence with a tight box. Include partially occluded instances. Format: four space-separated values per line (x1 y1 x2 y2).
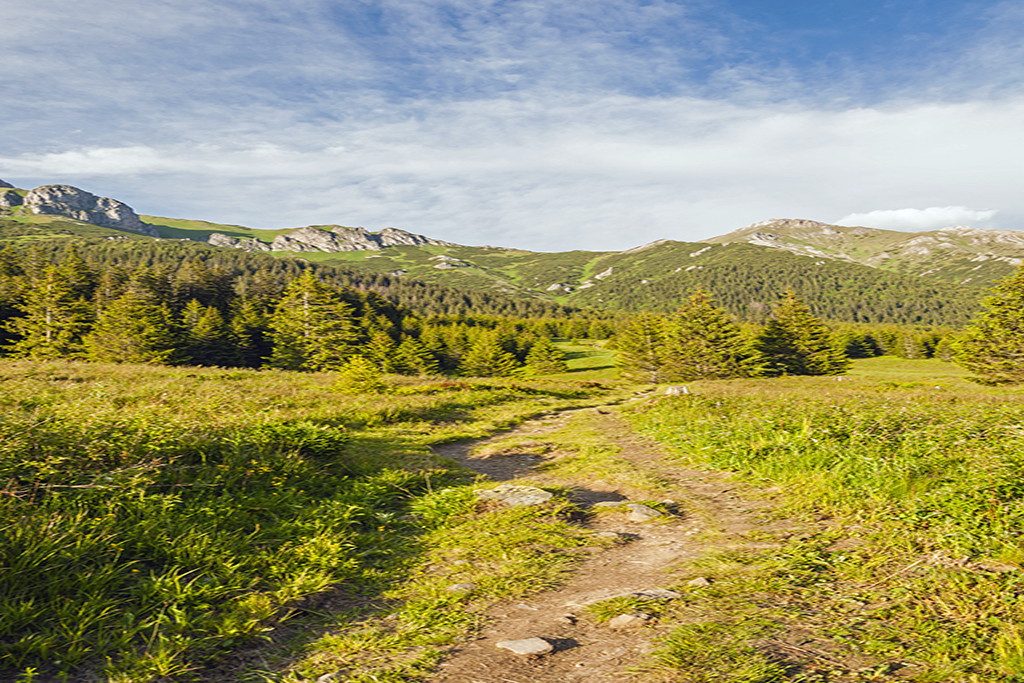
427 405 813 683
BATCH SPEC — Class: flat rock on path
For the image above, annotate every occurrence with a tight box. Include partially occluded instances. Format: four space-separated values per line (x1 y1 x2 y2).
429 407 804 683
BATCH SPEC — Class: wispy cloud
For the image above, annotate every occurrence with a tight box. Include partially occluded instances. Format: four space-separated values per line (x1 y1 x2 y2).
835 207 1000 232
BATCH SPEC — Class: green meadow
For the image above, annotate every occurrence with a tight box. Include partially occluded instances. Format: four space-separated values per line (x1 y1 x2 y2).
626 357 1024 682
0 361 623 682
4 355 1024 682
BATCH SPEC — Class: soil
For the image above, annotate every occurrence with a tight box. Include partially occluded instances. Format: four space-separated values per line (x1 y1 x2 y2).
427 404 816 683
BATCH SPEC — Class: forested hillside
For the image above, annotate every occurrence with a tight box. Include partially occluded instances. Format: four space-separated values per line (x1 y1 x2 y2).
0 179 996 328
0 220 615 375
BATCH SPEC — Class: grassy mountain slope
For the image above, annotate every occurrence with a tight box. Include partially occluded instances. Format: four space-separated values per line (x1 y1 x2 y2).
704 218 1024 286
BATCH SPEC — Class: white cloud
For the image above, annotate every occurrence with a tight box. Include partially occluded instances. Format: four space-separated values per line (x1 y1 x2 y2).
835 207 1000 232
3 1 1024 250
3 94 1024 250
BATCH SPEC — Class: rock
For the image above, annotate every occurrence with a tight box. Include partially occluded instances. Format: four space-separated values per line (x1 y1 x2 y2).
23 184 159 236
971 560 1019 573
271 225 381 252
475 483 553 507
263 225 456 254
632 588 682 600
0 189 23 208
592 501 625 509
556 614 577 625
625 503 664 522
0 180 13 188
378 226 456 247
207 233 271 251
430 254 469 268
496 637 554 656
664 385 690 396
687 577 712 587
445 582 477 594
607 613 652 629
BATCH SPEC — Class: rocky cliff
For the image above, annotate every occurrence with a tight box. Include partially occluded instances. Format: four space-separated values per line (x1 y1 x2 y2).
208 225 457 253
19 184 159 237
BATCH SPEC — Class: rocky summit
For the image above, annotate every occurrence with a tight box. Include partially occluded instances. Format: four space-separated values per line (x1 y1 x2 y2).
8 184 159 237
207 225 457 253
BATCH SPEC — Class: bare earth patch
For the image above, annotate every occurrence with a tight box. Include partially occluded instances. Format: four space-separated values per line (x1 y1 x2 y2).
428 406 815 683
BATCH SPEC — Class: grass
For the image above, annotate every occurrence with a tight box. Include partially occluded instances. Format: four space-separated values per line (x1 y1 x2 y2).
626 357 1024 681
552 339 618 380
0 360 626 682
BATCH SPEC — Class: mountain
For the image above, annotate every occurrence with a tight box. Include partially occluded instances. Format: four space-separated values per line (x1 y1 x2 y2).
0 183 158 236
704 218 1024 287
0 179 1014 325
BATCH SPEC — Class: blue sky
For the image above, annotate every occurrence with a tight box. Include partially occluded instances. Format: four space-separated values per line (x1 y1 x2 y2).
1 0 1022 251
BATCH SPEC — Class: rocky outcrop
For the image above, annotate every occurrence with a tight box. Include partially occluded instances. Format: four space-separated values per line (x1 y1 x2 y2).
207 233 271 252
23 185 159 237
248 225 457 254
0 189 23 208
378 227 455 247
0 180 14 189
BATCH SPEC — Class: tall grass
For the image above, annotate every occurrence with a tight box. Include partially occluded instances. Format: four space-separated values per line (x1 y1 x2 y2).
626 361 1024 680
0 360 616 681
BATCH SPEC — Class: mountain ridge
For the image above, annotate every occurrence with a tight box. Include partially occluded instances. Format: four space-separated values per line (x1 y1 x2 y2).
0 179 1016 325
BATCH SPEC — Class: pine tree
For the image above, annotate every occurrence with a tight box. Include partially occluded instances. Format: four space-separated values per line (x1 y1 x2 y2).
83 290 181 364
459 331 519 377
229 299 271 368
267 271 357 371
181 300 236 366
5 266 92 359
394 336 440 376
661 291 751 381
363 330 398 372
56 245 98 300
334 355 387 393
614 311 668 382
954 267 1024 384
752 292 849 376
524 337 569 375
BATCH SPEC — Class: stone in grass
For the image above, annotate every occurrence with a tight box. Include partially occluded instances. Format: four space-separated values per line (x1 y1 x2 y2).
631 588 682 600
446 582 477 594
687 577 712 587
625 503 664 522
971 559 1019 573
315 673 348 683
592 501 625 508
475 483 553 507
607 613 652 629
496 637 554 656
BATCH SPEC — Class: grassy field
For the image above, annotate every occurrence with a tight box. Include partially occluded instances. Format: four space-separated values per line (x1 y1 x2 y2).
0 361 626 682
626 357 1024 681
7 355 1024 682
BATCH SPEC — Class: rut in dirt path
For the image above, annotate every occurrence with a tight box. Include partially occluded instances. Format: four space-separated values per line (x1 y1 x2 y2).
427 405 812 683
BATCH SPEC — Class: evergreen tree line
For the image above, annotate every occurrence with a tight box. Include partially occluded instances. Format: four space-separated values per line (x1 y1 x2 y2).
0 246 615 377
0 222 595 319
833 325 956 361
612 290 851 382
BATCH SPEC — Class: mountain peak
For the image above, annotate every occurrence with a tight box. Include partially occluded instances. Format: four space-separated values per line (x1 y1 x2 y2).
3 184 159 237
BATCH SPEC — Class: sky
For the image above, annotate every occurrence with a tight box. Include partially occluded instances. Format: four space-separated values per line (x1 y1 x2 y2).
1 0 1023 252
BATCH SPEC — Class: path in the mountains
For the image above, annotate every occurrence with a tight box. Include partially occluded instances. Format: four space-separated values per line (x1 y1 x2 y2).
427 404 813 683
